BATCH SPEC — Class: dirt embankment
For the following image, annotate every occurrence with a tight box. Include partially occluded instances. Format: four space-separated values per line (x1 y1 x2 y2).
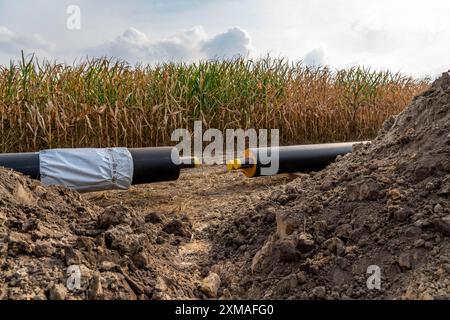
212 72 450 299
0 168 171 300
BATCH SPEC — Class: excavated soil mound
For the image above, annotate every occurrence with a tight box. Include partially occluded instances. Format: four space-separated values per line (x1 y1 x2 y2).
0 168 198 299
212 72 450 299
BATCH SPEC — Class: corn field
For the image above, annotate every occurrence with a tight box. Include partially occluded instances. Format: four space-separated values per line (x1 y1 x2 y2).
0 54 429 153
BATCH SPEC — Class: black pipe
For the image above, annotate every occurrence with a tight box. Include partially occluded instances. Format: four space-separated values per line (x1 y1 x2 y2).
229 142 363 177
0 152 40 179
128 147 180 184
0 147 195 185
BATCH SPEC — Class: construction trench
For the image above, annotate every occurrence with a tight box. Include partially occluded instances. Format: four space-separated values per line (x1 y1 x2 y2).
0 73 449 300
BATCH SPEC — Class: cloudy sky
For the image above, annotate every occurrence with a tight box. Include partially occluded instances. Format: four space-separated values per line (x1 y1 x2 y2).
0 0 449 77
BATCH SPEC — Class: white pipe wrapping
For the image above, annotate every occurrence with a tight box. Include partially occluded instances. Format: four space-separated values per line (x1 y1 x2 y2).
39 148 133 192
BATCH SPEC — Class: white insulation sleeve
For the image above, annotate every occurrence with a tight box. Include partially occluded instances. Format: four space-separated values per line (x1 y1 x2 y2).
39 148 134 192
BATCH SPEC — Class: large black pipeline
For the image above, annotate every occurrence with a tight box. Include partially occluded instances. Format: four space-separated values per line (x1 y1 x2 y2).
228 142 365 177
128 147 181 184
0 147 198 185
0 152 40 179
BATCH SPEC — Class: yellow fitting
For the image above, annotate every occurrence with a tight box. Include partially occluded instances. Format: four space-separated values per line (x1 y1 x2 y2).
226 150 257 177
226 158 242 171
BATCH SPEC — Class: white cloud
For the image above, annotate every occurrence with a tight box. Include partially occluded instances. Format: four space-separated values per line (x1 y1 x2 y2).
0 23 254 65
90 26 253 64
303 48 325 67
0 25 54 59
202 27 253 59
349 23 394 53
0 26 15 41
0 0 449 76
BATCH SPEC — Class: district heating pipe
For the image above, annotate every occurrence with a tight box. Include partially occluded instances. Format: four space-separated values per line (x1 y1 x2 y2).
227 142 365 177
0 147 199 192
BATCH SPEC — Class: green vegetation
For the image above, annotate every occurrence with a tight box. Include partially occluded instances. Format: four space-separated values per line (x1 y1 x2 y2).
0 54 429 152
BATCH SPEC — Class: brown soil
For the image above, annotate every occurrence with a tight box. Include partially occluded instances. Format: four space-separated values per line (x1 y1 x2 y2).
0 164 292 299
221 72 450 300
0 72 449 300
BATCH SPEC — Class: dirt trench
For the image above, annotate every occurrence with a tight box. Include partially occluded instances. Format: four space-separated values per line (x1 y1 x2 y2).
84 167 293 299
